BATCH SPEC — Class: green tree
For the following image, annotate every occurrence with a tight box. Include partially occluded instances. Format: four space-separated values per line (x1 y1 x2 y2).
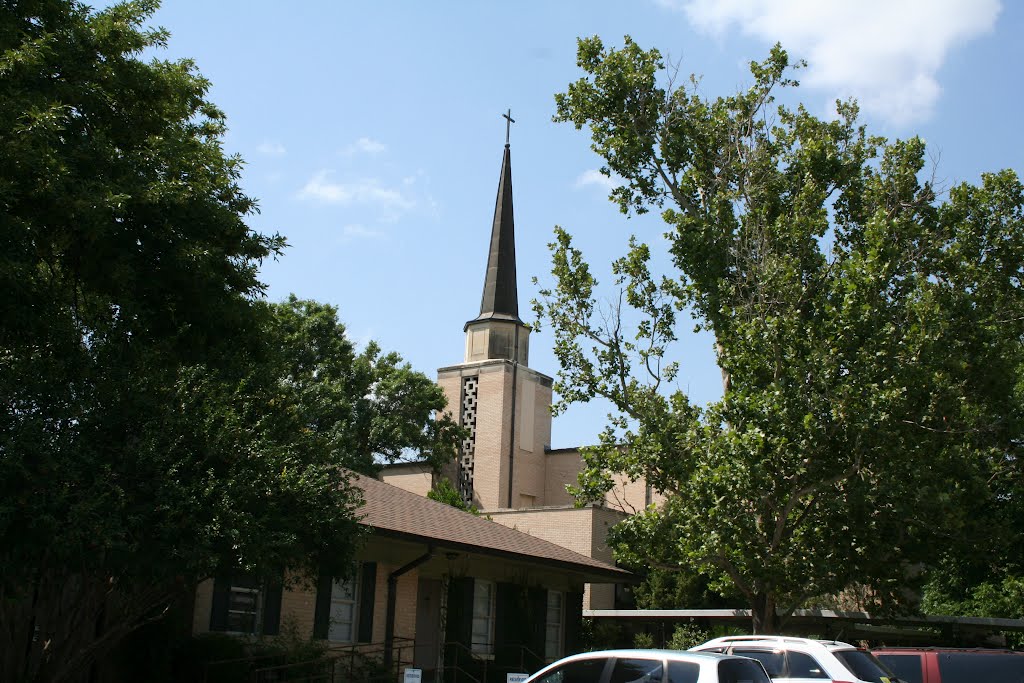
535 36 1024 633
267 296 461 478
427 477 480 514
0 3 457 680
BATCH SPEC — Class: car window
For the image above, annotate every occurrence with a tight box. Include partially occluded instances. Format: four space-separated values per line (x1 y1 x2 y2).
787 652 828 678
535 657 609 683
718 658 772 683
732 650 784 677
609 657 664 683
939 652 1024 681
666 661 700 683
875 654 923 683
832 650 896 683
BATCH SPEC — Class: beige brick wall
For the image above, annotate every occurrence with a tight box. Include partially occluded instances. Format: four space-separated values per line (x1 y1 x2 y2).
389 566 419 645
543 449 665 513
381 467 434 497
437 370 462 420
191 563 420 653
279 574 317 639
512 374 545 505
487 506 628 609
472 364 511 510
604 473 656 514
193 579 214 634
543 450 584 506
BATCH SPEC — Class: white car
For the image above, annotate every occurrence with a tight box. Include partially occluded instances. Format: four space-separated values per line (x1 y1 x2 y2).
690 636 900 683
525 648 772 683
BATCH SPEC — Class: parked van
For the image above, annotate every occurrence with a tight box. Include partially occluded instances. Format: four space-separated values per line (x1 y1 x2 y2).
872 647 1024 683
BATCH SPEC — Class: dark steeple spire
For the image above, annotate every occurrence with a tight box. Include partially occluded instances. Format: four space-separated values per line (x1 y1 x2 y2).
473 129 521 324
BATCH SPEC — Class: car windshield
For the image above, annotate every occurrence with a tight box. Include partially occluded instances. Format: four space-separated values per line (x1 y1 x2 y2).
833 649 898 683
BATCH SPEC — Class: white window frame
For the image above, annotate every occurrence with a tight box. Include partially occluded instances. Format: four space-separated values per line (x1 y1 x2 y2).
471 579 496 656
545 590 564 661
225 583 262 635
328 573 359 643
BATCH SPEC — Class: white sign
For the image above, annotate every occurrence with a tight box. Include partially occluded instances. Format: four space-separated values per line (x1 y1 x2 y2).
507 674 530 683
404 668 423 683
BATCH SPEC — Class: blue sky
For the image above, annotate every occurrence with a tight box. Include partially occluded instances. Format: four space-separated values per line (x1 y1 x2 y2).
140 0 1021 449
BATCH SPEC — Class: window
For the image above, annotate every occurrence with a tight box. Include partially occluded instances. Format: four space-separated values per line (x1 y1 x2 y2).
732 650 784 678
471 579 495 655
609 658 663 683
787 652 827 678
667 661 700 683
534 657 608 683
875 654 923 683
210 575 281 636
939 652 1024 681
226 583 261 634
833 650 896 683
545 590 564 661
313 562 375 643
328 576 357 643
717 659 772 683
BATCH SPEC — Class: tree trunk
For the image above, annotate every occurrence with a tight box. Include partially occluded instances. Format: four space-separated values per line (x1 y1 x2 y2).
751 593 778 634
1 571 182 683
716 342 731 395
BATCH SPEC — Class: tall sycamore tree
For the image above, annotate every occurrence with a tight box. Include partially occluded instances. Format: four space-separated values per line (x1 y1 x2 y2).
0 3 457 680
535 37 1024 632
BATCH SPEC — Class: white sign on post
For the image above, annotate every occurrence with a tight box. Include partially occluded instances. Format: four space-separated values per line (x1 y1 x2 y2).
404 668 423 683
507 673 530 683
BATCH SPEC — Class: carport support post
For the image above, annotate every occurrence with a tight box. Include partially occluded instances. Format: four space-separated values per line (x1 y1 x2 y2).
384 546 435 674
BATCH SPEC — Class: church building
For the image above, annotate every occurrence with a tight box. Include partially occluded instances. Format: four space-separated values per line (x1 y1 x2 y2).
189 132 647 680
382 132 657 611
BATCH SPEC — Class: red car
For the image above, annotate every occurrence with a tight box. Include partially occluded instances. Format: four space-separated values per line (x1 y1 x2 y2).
871 647 1024 683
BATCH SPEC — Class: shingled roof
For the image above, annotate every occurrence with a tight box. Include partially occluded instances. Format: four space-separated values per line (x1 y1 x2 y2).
353 474 631 583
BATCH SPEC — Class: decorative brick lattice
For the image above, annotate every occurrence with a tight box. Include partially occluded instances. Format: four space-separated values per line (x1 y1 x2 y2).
458 376 479 505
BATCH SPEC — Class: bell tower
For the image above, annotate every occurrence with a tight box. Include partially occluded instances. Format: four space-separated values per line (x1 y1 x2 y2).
437 117 553 511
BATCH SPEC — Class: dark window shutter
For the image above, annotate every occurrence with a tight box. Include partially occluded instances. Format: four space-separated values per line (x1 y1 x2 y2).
446 577 475 648
312 573 333 639
261 579 283 636
564 591 583 654
209 577 231 632
494 582 523 663
357 562 377 643
527 587 547 667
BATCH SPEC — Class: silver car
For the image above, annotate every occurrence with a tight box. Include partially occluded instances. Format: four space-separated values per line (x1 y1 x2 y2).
525 648 773 683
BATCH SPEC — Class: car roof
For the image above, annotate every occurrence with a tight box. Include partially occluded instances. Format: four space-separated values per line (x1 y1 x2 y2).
693 635 860 652
873 647 1024 654
556 649 742 662
526 648 771 683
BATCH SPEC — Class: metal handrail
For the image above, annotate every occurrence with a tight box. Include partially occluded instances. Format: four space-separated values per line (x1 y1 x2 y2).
250 637 415 683
440 641 545 683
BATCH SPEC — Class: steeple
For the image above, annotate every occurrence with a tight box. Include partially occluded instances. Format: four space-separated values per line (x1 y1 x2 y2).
473 141 521 324
462 115 530 366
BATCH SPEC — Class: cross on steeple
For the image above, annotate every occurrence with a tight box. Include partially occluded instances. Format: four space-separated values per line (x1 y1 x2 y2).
503 109 515 146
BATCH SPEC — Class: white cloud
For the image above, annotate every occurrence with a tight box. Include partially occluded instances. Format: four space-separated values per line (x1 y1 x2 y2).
256 141 286 156
341 223 385 241
574 169 621 190
343 137 387 156
402 169 428 186
678 0 1000 125
298 171 414 213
